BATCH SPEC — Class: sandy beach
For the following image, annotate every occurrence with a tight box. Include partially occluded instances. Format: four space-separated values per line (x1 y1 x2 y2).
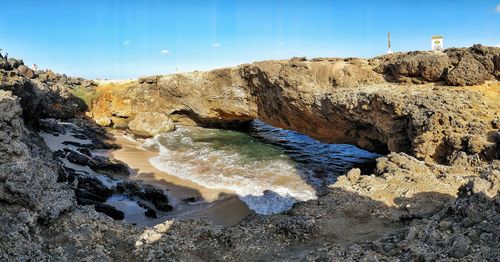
107 130 253 227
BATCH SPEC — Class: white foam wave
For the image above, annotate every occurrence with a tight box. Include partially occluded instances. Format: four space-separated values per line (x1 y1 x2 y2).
144 128 317 215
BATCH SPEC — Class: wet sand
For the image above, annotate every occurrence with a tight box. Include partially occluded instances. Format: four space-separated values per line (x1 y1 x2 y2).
107 130 253 227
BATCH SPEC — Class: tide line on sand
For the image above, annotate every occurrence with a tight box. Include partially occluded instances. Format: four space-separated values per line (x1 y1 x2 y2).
107 131 254 227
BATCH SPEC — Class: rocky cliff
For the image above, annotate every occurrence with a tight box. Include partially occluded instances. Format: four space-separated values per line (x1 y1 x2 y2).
90 45 500 163
1 46 499 261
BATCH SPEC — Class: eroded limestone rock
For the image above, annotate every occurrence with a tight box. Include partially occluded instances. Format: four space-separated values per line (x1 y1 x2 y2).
128 112 175 137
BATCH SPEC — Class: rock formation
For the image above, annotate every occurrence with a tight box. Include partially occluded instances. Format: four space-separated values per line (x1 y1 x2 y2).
128 111 175 137
90 45 500 163
1 45 499 261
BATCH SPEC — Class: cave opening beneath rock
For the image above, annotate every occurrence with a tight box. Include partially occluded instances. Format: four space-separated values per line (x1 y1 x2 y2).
242 119 382 187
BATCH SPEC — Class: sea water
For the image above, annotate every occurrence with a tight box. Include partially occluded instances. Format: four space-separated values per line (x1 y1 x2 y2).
143 120 380 215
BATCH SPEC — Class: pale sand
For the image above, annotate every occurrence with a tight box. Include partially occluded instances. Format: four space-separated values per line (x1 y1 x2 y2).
107 130 253 227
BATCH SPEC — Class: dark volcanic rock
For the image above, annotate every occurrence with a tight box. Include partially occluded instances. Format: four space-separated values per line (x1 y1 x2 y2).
144 208 158 218
76 176 113 199
8 58 23 69
373 52 451 82
446 53 490 86
372 45 499 86
120 181 172 212
87 156 130 176
0 59 11 70
94 203 124 220
75 189 108 202
64 149 90 165
494 55 500 76
138 185 172 211
419 54 450 81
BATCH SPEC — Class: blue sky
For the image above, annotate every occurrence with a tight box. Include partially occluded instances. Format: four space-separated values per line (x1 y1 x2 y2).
0 1 499 79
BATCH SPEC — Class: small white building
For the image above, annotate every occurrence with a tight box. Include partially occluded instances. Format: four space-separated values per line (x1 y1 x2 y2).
431 36 444 52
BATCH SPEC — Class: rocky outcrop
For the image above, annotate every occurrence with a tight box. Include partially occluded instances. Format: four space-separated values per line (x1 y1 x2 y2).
371 44 500 85
1 70 88 121
1 46 499 261
0 90 75 257
90 46 500 163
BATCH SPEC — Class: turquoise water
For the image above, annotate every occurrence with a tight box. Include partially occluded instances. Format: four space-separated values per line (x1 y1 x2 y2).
144 120 380 215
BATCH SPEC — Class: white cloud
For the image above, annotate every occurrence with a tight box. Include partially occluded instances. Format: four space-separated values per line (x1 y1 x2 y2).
160 49 171 55
496 4 500 13
211 43 221 48
122 40 130 46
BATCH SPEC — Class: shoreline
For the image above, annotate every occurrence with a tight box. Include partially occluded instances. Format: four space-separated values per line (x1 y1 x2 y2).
107 130 253 227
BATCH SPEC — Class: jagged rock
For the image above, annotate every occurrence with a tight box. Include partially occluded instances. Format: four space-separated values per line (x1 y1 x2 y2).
16 65 35 79
128 112 175 137
75 189 108 202
495 55 500 76
276 216 318 240
87 156 130 176
120 181 172 211
138 76 158 84
46 69 58 81
346 168 361 183
373 52 451 82
141 186 172 211
76 176 113 199
94 203 124 220
8 58 23 69
2 48 500 261
91 46 499 162
0 59 10 70
63 148 90 165
419 54 451 81
446 53 490 86
144 208 158 218
290 56 307 62
81 79 96 87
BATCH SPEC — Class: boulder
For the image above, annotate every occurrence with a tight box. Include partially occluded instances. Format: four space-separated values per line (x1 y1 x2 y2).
94 203 125 220
138 185 172 211
386 53 450 82
75 189 108 203
144 208 158 218
494 55 500 76
446 53 490 86
82 80 97 87
290 56 307 62
419 54 450 81
7 58 23 69
94 116 112 127
138 76 158 84
17 65 35 79
76 176 113 199
0 59 11 70
63 149 90 165
128 112 175 137
110 117 129 129
46 69 58 81
87 156 130 176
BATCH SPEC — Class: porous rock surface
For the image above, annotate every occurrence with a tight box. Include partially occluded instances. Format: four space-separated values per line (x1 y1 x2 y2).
1 46 499 261
91 45 500 163
128 111 175 137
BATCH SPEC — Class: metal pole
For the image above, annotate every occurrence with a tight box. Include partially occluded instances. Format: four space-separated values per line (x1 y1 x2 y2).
388 32 391 50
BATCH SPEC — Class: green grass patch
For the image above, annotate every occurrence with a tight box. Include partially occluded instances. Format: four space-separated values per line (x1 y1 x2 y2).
69 85 98 108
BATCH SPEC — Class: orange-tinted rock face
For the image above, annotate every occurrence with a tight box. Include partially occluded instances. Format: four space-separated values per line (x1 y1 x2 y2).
90 48 500 163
